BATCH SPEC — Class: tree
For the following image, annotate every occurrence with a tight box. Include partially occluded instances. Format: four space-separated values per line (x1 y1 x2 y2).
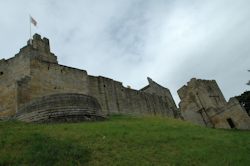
235 91 250 116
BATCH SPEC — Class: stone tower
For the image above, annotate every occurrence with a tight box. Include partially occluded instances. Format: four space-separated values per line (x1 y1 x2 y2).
178 78 250 129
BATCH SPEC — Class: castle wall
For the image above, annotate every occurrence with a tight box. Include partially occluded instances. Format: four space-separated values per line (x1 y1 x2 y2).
0 34 179 120
0 52 31 117
0 53 31 84
0 84 16 117
140 78 178 117
16 58 89 110
88 75 176 117
8 46 177 118
142 86 176 108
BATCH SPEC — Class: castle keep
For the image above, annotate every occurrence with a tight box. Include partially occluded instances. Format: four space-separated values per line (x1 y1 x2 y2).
0 34 249 129
0 34 178 122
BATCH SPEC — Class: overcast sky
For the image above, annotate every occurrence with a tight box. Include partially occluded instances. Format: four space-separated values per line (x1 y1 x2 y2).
1 0 250 103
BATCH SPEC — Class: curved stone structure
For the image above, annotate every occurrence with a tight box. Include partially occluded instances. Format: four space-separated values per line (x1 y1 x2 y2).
15 93 105 122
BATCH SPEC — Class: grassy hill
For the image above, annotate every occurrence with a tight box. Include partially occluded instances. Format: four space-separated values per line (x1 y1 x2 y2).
0 115 250 166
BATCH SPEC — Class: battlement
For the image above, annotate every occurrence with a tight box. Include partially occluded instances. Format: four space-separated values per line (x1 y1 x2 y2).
28 33 51 53
14 33 58 64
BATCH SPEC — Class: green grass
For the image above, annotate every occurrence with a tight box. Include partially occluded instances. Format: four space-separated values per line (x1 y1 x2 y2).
0 115 250 166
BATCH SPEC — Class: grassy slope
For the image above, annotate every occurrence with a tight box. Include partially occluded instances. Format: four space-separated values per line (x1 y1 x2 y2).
0 115 250 166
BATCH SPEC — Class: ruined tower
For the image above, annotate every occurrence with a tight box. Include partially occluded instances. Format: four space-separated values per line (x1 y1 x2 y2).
178 78 250 130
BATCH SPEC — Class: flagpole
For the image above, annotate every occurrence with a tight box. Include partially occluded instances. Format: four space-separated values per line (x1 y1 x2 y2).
29 15 32 44
29 15 38 44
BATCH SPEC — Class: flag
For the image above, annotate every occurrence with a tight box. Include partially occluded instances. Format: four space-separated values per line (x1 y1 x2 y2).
30 16 37 26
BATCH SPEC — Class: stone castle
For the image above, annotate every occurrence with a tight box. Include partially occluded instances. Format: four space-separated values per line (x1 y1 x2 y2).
0 34 178 122
0 34 249 129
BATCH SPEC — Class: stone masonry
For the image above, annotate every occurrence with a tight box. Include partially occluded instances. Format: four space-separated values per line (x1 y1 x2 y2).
0 34 178 122
1 34 249 129
178 78 250 130
16 93 104 122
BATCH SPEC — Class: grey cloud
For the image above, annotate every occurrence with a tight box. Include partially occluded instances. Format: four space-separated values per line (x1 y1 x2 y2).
0 0 250 104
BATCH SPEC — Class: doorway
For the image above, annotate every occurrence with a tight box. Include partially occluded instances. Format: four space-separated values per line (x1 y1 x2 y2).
227 118 236 128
